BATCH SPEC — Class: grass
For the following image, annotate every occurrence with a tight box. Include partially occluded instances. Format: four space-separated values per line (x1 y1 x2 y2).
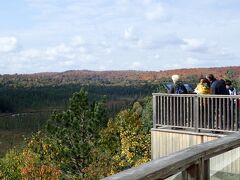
0 130 31 157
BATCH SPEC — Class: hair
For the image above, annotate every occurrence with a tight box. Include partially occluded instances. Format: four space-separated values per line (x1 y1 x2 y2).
171 74 180 83
206 74 215 81
225 79 232 86
201 78 210 87
198 76 205 83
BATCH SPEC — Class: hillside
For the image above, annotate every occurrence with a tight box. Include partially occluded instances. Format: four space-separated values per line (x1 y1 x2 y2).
0 66 239 87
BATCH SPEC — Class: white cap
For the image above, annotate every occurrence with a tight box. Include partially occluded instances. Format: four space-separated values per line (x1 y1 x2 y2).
172 74 180 83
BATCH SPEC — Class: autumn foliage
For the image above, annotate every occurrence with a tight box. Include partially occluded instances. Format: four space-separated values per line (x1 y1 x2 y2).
1 66 239 87
0 90 152 179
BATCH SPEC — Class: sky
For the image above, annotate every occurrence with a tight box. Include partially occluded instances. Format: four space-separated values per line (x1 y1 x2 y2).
0 0 240 74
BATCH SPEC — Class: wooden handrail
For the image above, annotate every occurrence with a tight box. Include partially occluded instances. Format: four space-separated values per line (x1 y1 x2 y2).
102 132 240 180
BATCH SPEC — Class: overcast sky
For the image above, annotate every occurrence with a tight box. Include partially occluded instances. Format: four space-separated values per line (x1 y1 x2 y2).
0 0 240 74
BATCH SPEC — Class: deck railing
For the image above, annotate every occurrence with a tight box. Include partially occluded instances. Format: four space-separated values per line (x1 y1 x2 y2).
153 93 240 131
102 132 240 180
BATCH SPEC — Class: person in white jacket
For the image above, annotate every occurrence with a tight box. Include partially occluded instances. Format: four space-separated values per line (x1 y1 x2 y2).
225 80 237 95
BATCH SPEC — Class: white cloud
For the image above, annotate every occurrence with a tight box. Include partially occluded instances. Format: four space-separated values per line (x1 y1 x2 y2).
76 47 87 54
186 57 201 66
98 65 106 70
0 37 17 53
19 49 42 59
121 34 183 50
70 36 86 47
45 43 72 60
180 38 208 53
61 60 74 66
145 5 165 21
124 26 134 40
162 63 181 70
131 61 142 69
12 39 93 72
142 0 152 5
143 35 183 49
154 54 160 59
104 48 112 54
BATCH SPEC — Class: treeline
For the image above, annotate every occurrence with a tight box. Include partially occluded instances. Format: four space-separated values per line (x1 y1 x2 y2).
0 83 160 114
0 82 161 137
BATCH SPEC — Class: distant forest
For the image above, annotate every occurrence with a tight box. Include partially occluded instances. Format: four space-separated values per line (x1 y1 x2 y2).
0 83 160 114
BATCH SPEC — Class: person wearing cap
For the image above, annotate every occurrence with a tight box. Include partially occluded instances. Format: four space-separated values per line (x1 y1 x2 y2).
168 74 187 94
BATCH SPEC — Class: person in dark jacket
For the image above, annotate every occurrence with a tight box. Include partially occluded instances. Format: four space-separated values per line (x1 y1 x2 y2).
206 74 229 129
168 74 188 94
206 74 229 95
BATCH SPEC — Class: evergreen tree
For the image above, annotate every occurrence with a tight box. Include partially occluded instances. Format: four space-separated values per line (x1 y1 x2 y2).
44 89 108 177
84 101 151 178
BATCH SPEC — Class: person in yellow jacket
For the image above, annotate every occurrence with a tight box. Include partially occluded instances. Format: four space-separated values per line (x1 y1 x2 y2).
194 78 211 128
194 78 210 94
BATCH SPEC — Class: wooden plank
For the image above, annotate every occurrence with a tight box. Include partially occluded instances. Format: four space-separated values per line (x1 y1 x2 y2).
103 133 240 180
231 98 234 130
215 98 218 130
207 98 210 129
199 97 202 129
194 96 199 132
178 97 180 126
223 98 226 130
185 97 187 126
211 97 214 129
151 130 154 160
183 159 209 180
185 163 200 180
160 96 163 124
163 96 165 125
175 97 178 126
203 97 207 128
153 95 156 128
234 100 238 131
203 159 210 180
156 96 159 125
167 96 169 124
191 97 194 127
152 129 221 161
227 99 230 130
219 98 222 129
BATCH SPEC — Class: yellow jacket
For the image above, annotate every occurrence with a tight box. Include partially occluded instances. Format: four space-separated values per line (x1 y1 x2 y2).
194 83 210 94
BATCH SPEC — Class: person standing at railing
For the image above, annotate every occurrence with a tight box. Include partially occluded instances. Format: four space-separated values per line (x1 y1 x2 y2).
168 74 188 94
194 78 210 95
225 80 237 95
168 75 188 126
206 74 229 95
206 74 229 130
194 78 210 128
225 79 239 129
